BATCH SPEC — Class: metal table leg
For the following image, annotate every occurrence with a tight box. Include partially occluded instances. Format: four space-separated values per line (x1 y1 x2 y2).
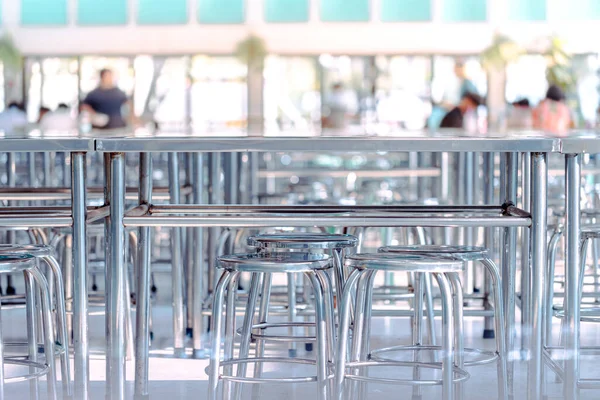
71 152 89 399
521 152 532 357
135 152 153 398
502 152 518 396
528 152 547 399
106 152 127 400
168 152 186 356
192 153 205 357
563 153 581 400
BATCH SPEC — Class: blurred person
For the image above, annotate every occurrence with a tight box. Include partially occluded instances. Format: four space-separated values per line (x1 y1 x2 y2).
322 83 357 129
0 101 28 133
532 85 572 136
455 60 479 99
439 92 483 129
81 68 130 129
37 106 51 123
40 103 77 132
506 98 533 130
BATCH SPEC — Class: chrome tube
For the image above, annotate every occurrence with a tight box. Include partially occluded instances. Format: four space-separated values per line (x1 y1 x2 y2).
192 153 205 356
545 227 562 347
168 152 186 356
465 152 475 295
308 272 329 400
134 151 153 398
434 273 454 400
124 214 530 228
483 152 495 337
521 152 532 355
207 153 222 294
71 152 89 399
501 152 518 395
563 154 581 400
106 153 127 400
440 152 450 203
25 271 39 400
528 152 547 400
448 273 464 400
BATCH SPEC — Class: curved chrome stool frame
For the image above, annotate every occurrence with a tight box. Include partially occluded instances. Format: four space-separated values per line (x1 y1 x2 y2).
0 244 72 397
248 233 357 355
0 254 59 400
209 252 335 400
335 253 507 400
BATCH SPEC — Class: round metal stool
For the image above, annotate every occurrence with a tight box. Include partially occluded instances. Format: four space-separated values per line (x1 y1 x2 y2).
377 245 508 400
208 252 335 400
0 244 71 397
335 253 472 400
248 233 357 354
0 254 58 400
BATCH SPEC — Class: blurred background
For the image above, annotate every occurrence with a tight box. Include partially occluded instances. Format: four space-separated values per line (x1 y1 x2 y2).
0 0 598 133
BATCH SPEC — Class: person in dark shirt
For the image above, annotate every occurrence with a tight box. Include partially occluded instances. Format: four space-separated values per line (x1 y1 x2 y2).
82 68 130 129
440 92 483 128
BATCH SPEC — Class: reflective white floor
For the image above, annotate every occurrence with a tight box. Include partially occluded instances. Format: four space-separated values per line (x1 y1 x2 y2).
2 275 600 399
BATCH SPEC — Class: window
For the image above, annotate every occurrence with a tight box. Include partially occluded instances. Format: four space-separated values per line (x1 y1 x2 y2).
138 0 188 25
198 0 245 24
442 0 486 22
22 0 68 25
78 0 127 25
381 0 431 22
321 0 369 22
265 0 309 22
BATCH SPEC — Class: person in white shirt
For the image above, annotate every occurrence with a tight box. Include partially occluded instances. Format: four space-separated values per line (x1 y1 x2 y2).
0 102 28 134
39 103 77 132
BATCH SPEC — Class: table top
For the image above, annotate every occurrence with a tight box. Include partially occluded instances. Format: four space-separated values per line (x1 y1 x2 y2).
0 130 94 152
94 129 561 153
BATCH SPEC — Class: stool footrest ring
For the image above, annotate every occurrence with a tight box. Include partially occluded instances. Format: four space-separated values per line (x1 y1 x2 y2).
344 360 469 386
248 322 317 343
3 359 50 383
206 357 334 384
369 344 498 367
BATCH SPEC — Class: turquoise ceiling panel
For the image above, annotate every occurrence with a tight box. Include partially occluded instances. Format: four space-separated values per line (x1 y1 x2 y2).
381 0 431 21
265 0 309 22
321 0 369 22
558 0 600 20
78 0 128 25
507 0 546 21
442 0 487 22
138 0 188 25
198 0 245 24
22 0 68 25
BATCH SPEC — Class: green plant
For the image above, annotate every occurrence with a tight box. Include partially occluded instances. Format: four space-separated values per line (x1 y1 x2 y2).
544 36 574 92
481 34 523 71
235 34 267 68
0 34 22 70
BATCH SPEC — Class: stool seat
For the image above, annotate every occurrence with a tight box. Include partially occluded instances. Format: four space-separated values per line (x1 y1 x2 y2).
0 255 35 273
248 233 358 249
581 225 600 239
218 252 331 273
0 244 55 258
379 245 488 262
346 253 464 273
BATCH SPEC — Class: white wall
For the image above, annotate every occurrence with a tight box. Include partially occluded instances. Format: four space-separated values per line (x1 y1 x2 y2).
1 0 599 56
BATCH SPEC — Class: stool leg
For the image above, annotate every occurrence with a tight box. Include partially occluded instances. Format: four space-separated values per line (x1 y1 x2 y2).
358 271 377 400
448 273 464 400
434 273 454 400
308 271 330 400
335 270 362 399
545 229 562 348
349 270 374 400
208 271 234 399
223 273 240 400
412 272 424 400
0 289 4 400
332 247 345 304
29 268 58 400
287 273 298 357
252 273 272 399
232 273 261 400
481 258 509 400
24 271 40 400
315 270 336 362
42 256 72 397
423 273 437 347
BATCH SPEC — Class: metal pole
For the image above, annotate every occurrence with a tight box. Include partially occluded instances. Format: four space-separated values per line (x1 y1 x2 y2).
184 154 193 335
465 152 475 294
563 153 581 400
168 152 186 356
483 152 495 337
521 152 532 357
71 152 89 400
502 152 518 396
192 152 205 357
134 152 152 398
528 152 547 400
440 152 450 204
207 153 222 295
250 152 259 205
106 153 127 400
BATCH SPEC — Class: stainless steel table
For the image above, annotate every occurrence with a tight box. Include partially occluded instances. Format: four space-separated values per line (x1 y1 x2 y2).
95 131 558 400
0 135 93 400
